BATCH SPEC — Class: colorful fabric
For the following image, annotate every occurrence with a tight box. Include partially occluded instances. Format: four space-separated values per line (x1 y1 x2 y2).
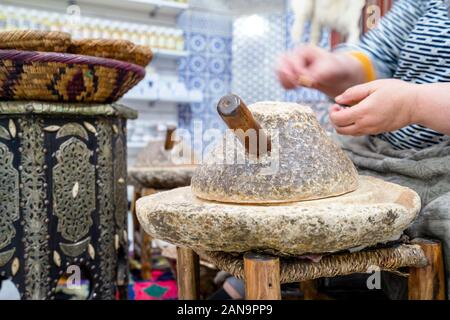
129 270 177 300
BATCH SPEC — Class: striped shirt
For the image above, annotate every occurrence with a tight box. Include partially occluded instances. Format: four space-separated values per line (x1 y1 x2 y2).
341 0 450 150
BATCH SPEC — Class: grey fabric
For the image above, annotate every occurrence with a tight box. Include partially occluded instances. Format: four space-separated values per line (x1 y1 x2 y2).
225 277 245 298
335 134 450 299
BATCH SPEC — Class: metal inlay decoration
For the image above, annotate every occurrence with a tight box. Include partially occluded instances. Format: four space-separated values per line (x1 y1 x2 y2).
0 248 15 267
59 237 91 257
53 250 61 267
114 134 127 230
19 117 51 300
53 137 95 243
0 125 10 140
96 120 117 298
0 139 19 255
0 102 136 300
56 123 89 140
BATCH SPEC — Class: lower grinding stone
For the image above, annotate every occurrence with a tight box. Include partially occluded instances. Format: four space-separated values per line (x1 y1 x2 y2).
128 165 197 190
136 176 421 256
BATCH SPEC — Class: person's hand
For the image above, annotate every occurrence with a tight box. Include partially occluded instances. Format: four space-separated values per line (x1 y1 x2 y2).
329 79 419 136
276 45 366 97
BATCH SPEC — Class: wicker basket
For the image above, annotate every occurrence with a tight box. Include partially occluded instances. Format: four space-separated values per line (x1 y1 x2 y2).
0 49 145 103
0 30 71 53
69 39 153 67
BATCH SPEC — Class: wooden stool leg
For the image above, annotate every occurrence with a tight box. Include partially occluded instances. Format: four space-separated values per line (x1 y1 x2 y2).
141 232 153 280
176 247 200 300
131 188 142 261
300 280 332 300
300 280 319 300
408 239 446 300
139 188 157 280
244 253 281 300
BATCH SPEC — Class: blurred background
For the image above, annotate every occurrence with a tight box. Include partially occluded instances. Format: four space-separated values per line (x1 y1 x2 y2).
0 0 397 300
0 0 340 164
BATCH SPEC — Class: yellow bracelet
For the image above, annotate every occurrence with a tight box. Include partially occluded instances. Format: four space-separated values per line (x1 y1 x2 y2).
347 51 377 82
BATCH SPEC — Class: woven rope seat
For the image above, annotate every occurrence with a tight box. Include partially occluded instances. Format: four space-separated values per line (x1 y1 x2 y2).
198 244 428 284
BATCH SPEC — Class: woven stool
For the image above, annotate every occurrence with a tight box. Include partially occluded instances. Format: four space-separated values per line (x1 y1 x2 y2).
175 239 446 300
136 99 446 300
136 178 436 299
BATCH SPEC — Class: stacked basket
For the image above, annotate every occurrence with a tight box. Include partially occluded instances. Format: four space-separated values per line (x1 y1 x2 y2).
0 30 152 103
0 30 152 300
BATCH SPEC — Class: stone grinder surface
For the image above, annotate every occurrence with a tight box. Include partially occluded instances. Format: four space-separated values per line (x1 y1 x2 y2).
191 95 359 204
128 125 197 190
136 95 421 256
137 176 420 256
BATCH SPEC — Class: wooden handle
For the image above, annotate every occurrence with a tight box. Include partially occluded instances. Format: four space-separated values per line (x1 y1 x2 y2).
217 94 271 157
164 125 177 151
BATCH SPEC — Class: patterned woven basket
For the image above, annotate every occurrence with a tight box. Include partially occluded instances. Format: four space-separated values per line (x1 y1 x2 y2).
0 49 145 103
69 39 153 67
0 30 71 53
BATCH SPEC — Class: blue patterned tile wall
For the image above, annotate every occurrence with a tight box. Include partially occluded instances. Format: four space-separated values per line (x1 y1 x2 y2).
177 5 233 145
232 13 287 104
284 6 334 131
178 0 334 148
231 0 334 131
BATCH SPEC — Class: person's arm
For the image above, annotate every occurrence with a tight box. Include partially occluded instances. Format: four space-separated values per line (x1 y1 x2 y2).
337 0 426 79
277 0 426 97
413 83 450 135
277 45 367 97
330 80 450 136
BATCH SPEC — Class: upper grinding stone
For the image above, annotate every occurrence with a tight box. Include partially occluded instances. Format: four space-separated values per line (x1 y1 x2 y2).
128 138 197 190
133 138 196 168
191 101 359 204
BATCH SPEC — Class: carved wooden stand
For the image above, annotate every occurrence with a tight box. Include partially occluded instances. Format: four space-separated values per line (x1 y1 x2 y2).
176 239 446 300
0 102 137 300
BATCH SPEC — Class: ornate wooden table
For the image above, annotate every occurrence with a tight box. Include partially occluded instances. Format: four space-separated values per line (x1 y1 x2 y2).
0 101 137 300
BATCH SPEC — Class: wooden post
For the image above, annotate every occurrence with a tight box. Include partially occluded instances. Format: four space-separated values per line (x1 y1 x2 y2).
140 232 153 280
131 188 142 261
408 239 446 300
300 280 333 300
140 188 157 280
300 280 319 300
164 125 177 151
176 247 200 300
217 94 271 158
244 253 281 300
